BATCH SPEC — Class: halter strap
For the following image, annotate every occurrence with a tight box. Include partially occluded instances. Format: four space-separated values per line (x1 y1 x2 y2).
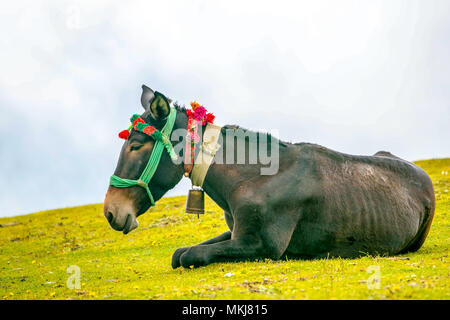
109 107 177 206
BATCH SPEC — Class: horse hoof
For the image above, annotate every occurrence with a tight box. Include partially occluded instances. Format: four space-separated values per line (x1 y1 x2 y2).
171 247 190 269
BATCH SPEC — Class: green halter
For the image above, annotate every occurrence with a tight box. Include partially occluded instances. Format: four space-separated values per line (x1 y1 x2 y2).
109 107 177 206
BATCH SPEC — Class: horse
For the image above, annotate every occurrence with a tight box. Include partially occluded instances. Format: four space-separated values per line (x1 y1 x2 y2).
103 85 435 268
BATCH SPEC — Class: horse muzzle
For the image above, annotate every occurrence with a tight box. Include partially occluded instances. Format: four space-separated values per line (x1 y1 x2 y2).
103 189 139 234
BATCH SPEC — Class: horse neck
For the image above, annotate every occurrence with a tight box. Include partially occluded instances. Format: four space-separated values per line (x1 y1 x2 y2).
177 110 279 212
199 129 269 212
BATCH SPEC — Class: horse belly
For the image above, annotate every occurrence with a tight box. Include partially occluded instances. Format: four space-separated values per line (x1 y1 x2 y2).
284 162 425 258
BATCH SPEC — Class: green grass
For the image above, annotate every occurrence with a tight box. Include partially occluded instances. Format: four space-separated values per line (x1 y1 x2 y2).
0 159 449 300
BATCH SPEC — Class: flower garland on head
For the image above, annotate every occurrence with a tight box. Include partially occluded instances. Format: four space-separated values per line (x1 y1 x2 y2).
184 101 215 177
185 101 215 143
187 101 215 125
118 114 177 161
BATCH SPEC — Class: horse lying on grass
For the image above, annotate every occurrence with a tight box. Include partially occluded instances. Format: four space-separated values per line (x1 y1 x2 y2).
104 85 435 268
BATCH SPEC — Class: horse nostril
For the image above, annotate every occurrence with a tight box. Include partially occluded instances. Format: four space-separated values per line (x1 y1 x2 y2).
106 212 114 223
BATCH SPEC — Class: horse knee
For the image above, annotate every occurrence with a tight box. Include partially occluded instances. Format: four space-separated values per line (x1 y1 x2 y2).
262 241 285 260
241 235 282 260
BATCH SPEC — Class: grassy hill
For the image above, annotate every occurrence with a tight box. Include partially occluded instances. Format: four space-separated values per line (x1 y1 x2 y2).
0 158 449 300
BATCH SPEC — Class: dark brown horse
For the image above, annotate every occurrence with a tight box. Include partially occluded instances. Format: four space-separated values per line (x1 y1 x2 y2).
104 85 435 268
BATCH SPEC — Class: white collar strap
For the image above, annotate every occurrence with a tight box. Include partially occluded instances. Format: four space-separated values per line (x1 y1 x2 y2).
190 123 222 187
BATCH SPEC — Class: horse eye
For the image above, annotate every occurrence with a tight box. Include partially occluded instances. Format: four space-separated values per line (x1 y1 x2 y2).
130 144 143 151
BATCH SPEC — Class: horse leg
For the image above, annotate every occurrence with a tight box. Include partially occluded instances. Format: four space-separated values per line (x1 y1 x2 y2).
174 206 296 268
172 211 234 268
171 231 231 268
224 210 234 232
177 236 269 268
178 224 295 268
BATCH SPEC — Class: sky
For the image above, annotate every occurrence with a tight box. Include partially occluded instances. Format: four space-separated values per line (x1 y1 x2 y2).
0 0 449 217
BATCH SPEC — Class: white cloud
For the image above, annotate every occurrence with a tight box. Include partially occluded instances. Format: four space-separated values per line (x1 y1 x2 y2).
0 0 449 216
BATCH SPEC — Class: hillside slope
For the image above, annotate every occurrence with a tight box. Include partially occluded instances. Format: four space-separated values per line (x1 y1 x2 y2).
0 158 449 299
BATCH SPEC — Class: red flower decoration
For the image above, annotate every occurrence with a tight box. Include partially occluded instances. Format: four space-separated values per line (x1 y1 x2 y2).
132 117 145 129
193 106 207 122
143 126 157 136
118 130 130 140
205 113 215 124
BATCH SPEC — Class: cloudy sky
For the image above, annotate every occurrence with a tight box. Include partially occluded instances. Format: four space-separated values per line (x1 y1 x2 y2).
1 0 449 217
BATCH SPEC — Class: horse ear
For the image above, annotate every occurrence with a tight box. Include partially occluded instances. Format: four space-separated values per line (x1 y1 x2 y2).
149 91 171 120
141 84 155 111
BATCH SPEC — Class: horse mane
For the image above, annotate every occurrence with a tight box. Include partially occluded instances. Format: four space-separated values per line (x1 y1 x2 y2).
173 102 287 147
221 125 288 147
172 101 187 114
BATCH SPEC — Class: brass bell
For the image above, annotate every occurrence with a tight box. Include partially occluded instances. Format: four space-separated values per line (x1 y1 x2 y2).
185 188 205 217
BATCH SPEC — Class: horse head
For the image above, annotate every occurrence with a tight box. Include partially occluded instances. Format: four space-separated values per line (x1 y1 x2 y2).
103 85 186 234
